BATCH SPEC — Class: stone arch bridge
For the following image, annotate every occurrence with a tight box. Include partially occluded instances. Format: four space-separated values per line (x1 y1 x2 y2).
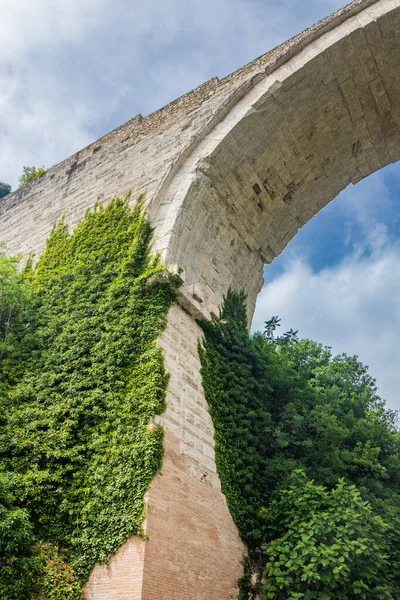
1 0 400 597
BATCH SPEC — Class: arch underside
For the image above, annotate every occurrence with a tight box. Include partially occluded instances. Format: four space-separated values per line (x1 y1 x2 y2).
158 0 400 319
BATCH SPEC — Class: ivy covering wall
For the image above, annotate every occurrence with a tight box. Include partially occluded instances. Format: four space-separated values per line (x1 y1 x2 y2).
199 291 400 599
0 197 176 599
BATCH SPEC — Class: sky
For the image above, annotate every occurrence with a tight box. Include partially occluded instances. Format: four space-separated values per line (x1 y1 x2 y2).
1 0 399 410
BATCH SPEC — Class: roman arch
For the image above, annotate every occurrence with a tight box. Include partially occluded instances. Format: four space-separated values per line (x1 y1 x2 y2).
151 0 400 322
1 0 400 598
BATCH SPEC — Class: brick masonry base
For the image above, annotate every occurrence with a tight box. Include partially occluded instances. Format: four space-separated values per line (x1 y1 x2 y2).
83 304 245 599
83 432 244 600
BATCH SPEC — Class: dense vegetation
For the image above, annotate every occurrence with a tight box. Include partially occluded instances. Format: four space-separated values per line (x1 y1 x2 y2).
0 182 11 199
2 194 399 599
0 197 176 599
18 166 46 187
199 291 400 599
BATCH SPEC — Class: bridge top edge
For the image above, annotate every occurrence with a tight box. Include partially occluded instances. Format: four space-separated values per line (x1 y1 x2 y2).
220 0 379 86
3 0 380 204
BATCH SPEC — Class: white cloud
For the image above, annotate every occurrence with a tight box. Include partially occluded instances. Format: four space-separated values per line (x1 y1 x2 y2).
0 70 94 186
0 0 347 188
0 0 109 187
0 0 106 60
252 223 400 411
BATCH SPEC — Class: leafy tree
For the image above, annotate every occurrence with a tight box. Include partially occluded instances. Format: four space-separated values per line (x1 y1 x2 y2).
18 167 46 187
269 337 400 503
0 183 11 199
0 248 33 405
263 315 281 338
263 471 395 600
0 474 37 600
280 327 298 343
0 253 37 599
0 247 31 357
199 291 400 598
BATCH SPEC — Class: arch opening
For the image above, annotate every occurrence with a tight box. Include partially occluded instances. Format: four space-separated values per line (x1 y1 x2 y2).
251 160 400 411
152 0 400 322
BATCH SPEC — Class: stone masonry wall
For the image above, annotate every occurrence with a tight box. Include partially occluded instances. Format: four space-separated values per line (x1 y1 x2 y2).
157 0 400 320
0 0 380 261
84 303 245 600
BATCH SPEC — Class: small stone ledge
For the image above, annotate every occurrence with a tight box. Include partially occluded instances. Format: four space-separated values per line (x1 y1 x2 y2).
158 265 219 321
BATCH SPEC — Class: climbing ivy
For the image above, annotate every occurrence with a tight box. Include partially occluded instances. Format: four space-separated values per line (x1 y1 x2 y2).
0 196 176 598
199 291 400 598
198 291 276 545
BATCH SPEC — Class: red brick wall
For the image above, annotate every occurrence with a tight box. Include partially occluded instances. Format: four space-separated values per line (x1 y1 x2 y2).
142 431 244 600
83 536 146 599
83 431 244 599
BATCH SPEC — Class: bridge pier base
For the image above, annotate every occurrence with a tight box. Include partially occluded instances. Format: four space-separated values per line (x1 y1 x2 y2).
83 303 245 599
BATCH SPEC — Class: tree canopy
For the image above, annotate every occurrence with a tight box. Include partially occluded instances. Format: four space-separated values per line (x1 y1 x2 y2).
0 182 11 199
1 234 399 598
199 291 400 599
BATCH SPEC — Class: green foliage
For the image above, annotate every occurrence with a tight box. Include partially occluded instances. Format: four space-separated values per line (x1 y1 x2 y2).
199 291 276 543
0 474 38 600
263 315 281 338
0 247 31 342
18 167 46 187
0 183 11 199
0 247 33 398
263 471 393 600
0 197 175 598
199 291 400 598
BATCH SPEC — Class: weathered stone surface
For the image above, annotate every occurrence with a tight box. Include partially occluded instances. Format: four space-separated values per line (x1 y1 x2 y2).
156 0 400 321
2 0 400 597
83 304 245 600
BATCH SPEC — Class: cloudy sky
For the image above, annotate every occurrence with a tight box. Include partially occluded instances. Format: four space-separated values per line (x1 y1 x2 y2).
1 0 399 410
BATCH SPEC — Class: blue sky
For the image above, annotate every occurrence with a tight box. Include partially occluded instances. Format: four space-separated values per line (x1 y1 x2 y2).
1 0 399 410
252 164 400 411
